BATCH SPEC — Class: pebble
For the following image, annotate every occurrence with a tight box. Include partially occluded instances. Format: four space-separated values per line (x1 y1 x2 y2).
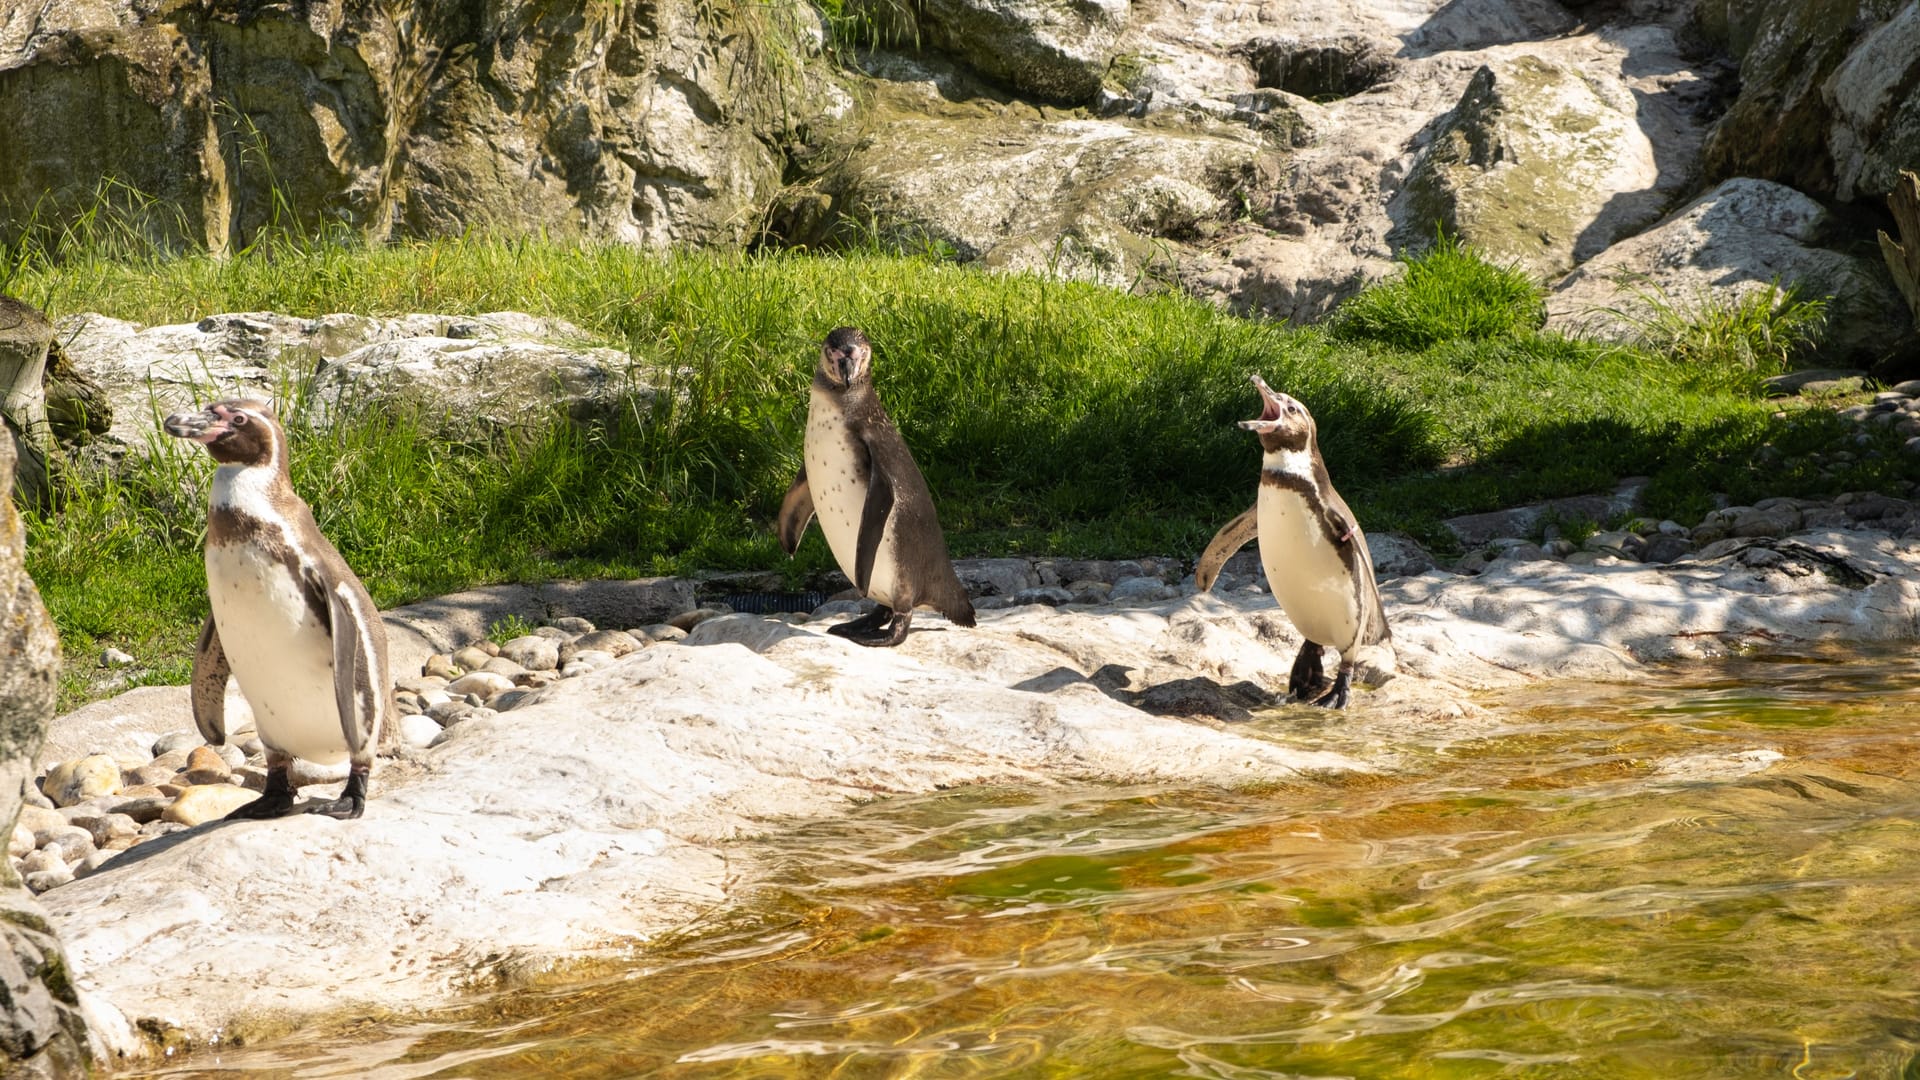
481 656 531 679
15 805 63 835
447 671 515 698
99 647 135 668
43 754 121 807
560 661 594 679
429 700 477 725
138 820 187 839
20 849 66 876
236 736 265 758
151 731 202 757
397 673 450 694
560 630 642 663
1011 586 1074 606
1110 576 1178 603
67 813 138 847
115 797 172 825
670 606 732 632
400 713 444 749
452 645 495 672
423 654 461 679
164 785 263 827
184 746 232 785
491 689 538 711
25 868 73 893
639 623 687 642
35 826 95 863
8 824 33 859
233 766 269 792
497 635 559 671
74 850 115 879
551 616 597 634
532 626 570 641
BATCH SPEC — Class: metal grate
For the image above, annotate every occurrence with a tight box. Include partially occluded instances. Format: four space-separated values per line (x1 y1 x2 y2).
710 591 830 615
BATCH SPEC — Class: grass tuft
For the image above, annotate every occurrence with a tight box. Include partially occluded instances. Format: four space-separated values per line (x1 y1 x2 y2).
1595 277 1829 378
1329 236 1544 351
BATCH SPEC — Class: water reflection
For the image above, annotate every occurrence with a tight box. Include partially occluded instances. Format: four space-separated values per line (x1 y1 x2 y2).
136 649 1920 1078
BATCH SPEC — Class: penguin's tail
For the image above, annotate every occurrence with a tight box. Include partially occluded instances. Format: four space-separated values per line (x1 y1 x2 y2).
938 577 978 627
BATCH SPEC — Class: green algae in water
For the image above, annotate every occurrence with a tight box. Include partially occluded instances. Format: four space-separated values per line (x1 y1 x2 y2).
133 652 1920 1078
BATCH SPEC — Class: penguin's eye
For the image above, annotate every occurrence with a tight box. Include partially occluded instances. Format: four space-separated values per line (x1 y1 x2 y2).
230 413 249 427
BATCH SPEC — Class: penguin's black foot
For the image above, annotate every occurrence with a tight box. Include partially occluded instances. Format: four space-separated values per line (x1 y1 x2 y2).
222 768 297 821
848 611 912 648
1308 667 1353 710
1287 641 1328 702
304 771 368 820
828 604 893 638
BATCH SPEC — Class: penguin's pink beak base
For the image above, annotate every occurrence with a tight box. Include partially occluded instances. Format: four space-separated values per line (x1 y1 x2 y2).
1237 374 1292 431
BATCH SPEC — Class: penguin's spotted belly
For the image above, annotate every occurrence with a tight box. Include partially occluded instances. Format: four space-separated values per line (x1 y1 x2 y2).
806 388 900 607
206 541 351 764
1257 488 1361 652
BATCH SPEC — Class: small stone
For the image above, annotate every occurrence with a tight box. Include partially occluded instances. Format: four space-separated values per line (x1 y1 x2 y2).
467 708 499 722
215 743 245 769
423 654 461 679
497 635 559 671
560 662 593 679
122 762 175 788
14 805 62 836
515 671 557 688
1110 577 1177 603
1839 405 1871 422
396 674 449 694
559 630 642 664
1741 546 1787 568
1657 520 1688 537
1897 417 1920 438
1640 534 1694 563
419 688 453 708
20 849 64 876
481 656 531 679
99 647 135 668
400 713 443 749
114 796 171 824
805 601 870 622
1066 580 1112 604
43 754 121 807
150 731 202 758
1892 379 1920 396
447 671 515 699
1903 436 1920 457
452 645 495 672
464 693 485 707
237 736 265 759
395 691 424 715
1494 542 1550 563
183 746 232 785
25 868 72 893
532 626 570 641
1584 531 1646 560
232 766 268 792
138 820 188 838
66 813 138 847
1563 551 1606 566
34 826 94 863
428 700 476 725
1542 539 1577 557
1010 586 1074 606
551 616 596 634
571 649 618 669
491 689 537 711
73 850 115 879
20 787 52 811
640 623 688 642
8 824 32 858
669 607 732 632
165 785 267 826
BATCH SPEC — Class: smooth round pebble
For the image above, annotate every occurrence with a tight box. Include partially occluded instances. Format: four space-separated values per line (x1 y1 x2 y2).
481 656 531 679
400 713 444 749
669 606 731 632
25 868 73 893
43 754 121 808
99 647 135 668
35 826 94 863
8 824 32 859
551 616 596 634
20 848 64 876
639 623 687 642
560 662 593 679
184 746 232 785
447 671 515 698
165 785 265 827
532 626 570 641
424 654 461 679
429 700 476 725
452 645 495 672
151 731 203 758
560 630 641 663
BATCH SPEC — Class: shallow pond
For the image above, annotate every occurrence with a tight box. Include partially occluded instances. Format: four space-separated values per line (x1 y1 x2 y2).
136 650 1920 1078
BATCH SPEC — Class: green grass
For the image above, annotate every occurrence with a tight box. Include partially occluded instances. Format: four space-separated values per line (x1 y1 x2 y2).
1594 277 1830 375
1328 235 1545 351
13 235 1913 711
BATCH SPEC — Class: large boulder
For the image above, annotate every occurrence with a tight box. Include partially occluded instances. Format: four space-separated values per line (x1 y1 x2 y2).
1547 178 1908 364
55 311 641 454
913 0 1128 105
0 411 92 1076
1389 53 1664 278
1690 0 1920 204
0 0 831 251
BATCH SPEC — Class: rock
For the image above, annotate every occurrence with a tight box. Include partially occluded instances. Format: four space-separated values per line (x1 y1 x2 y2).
182 745 233 786
33 826 93 864
639 624 689 643
953 558 1035 599
479 657 531 681
99 647 135 668
668 607 732 633
24 869 72 894
537 579 696 632
42 754 121 808
1549 179 1906 365
66 813 138 848
1493 542 1550 563
311 337 647 434
490 689 539 712
399 714 444 750
19 850 63 878
423 654 462 680
163 785 267 827
113 797 171 826
497 635 560 672
559 630 642 664
1369 533 1437 578
12 806 62 838
1392 54 1667 277
8 824 31 859
1066 580 1113 605
429 701 478 726
1640 534 1694 564
451 646 495 673
915 0 1127 104
1110 577 1178 604
1010 586 1075 607
1584 531 1647 560
551 617 596 635
150 731 203 758
38 683 226 771
1445 481 1644 548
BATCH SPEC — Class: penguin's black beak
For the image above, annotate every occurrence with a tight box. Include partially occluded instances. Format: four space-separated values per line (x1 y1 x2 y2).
163 405 231 444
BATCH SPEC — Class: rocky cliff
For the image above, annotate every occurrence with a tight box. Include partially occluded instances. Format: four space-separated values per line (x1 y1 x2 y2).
3 0 1915 364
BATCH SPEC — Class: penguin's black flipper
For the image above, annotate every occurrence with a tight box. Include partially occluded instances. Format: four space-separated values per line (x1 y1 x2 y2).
853 450 895 596
190 615 231 746
777 467 815 556
1195 506 1258 593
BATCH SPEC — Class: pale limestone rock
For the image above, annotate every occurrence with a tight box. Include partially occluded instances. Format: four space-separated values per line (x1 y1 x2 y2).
161 785 264 827
42 755 120 808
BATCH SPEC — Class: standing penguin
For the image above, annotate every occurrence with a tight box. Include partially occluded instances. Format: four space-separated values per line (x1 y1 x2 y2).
164 399 391 819
1194 375 1390 709
777 327 976 646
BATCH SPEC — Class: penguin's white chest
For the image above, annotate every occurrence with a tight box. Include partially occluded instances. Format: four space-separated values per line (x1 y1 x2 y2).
805 387 900 607
1256 480 1362 653
206 540 350 764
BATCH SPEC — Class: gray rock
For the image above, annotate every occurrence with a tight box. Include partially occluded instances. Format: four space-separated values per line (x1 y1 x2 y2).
916 0 1127 104
451 645 495 672
399 714 444 750
1493 542 1550 563
538 578 696 633
1066 580 1113 605
497 635 560 672
490 689 539 712
550 617 596 635
1010 586 1075 607
1369 533 1437 578
669 607 733 633
1640 534 1694 564
423 654 462 680
480 657 531 680
638 623 689 643
559 630 642 665
150 731 203 758
953 558 1035 598
1584 531 1646 560
99 647 135 668
428 701 477 726
33 826 93 864
24 868 72 894
1110 577 1177 604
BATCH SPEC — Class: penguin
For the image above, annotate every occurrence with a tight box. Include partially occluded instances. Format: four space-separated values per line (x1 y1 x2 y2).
776 327 976 647
164 399 391 819
1194 375 1389 709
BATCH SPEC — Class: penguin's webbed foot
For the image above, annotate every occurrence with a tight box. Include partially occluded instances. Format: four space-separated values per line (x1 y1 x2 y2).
222 768 297 821
827 604 893 638
1308 666 1353 710
848 611 912 648
305 770 368 820
1287 642 1328 702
